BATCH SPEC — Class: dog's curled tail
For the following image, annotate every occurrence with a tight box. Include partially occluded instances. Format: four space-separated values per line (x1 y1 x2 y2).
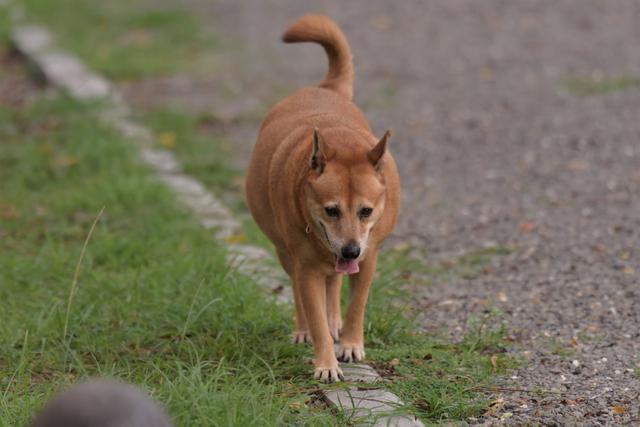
283 14 354 100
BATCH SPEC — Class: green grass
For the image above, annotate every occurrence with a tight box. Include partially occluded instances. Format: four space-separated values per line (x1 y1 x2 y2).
365 257 514 422
0 93 349 426
142 107 275 250
562 75 640 96
144 108 240 194
5 0 215 80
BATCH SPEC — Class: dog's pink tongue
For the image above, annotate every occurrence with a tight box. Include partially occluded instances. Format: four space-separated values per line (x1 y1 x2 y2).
335 258 359 275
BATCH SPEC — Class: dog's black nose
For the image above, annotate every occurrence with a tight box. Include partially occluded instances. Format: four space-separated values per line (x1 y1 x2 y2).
341 243 360 260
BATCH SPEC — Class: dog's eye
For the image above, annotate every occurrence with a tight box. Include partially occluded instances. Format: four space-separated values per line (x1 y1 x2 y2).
359 207 373 218
324 206 341 218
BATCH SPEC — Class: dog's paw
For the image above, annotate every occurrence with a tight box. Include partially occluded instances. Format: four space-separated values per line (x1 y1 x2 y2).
313 365 344 383
292 330 311 344
336 342 365 363
328 319 342 342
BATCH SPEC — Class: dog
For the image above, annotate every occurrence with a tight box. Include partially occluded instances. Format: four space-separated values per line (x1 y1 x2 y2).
246 14 400 383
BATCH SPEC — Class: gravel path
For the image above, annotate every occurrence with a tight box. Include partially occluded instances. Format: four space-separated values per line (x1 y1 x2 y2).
123 1 640 424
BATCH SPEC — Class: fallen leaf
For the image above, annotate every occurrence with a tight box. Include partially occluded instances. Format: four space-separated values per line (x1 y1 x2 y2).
519 221 537 233
288 399 306 410
52 155 79 168
497 291 508 302
570 336 578 347
0 204 19 220
480 67 495 81
612 405 626 415
623 266 635 275
389 358 400 366
157 132 176 148
392 242 410 252
501 412 513 420
414 398 430 411
370 14 391 31
224 233 247 244
567 159 589 171
490 355 498 373
423 353 433 361
39 142 54 154
490 397 505 407
484 397 505 417
120 29 153 47
618 251 631 260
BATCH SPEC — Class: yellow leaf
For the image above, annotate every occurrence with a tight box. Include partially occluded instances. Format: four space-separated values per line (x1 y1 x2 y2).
288 400 303 410
623 267 635 275
120 29 153 47
39 142 54 154
480 67 495 81
490 355 498 373
0 204 19 220
224 233 247 244
52 155 79 168
519 221 537 233
370 14 391 31
567 159 589 171
392 242 410 252
612 405 626 414
157 132 176 149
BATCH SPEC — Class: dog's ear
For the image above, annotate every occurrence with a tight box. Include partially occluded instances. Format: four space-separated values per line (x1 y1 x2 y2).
367 130 390 171
310 128 327 173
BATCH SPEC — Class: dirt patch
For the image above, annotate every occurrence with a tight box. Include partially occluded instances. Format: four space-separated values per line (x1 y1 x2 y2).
0 48 45 109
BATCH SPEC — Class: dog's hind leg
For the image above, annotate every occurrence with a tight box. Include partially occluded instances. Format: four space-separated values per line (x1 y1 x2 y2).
326 274 342 342
276 247 309 344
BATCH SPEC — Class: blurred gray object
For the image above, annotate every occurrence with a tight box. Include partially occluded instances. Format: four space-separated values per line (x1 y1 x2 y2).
30 379 173 427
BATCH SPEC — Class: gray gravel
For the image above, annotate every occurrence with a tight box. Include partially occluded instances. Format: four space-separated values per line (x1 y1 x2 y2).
122 1 640 424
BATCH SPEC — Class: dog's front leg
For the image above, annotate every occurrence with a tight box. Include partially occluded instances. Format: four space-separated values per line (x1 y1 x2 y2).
296 267 343 382
337 250 378 363
326 274 343 342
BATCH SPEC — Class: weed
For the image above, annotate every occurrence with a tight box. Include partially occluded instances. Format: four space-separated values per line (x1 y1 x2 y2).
562 75 640 96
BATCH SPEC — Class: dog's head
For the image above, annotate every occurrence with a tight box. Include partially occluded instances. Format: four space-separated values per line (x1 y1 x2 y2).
304 128 390 275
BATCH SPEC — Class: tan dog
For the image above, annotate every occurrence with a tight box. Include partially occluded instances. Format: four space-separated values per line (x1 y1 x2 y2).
246 14 400 382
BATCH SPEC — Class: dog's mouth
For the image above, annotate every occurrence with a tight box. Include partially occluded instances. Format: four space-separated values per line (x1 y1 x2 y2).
335 257 359 275
317 221 360 274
